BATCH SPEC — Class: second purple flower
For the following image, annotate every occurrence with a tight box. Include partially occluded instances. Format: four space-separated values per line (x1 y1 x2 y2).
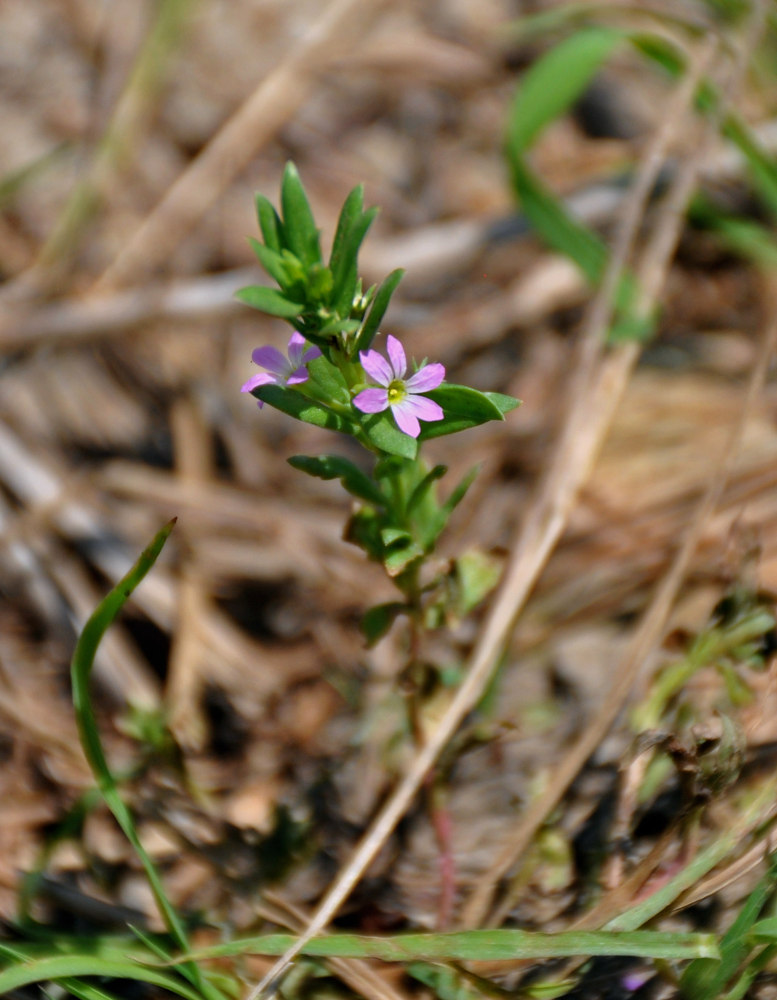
241 332 321 408
353 334 445 438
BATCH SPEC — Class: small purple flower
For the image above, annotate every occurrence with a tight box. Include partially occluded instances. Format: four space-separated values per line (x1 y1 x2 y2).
353 334 445 438
241 332 321 407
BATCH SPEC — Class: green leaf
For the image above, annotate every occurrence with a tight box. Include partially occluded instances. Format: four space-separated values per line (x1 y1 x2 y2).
381 526 413 547
251 384 353 432
407 464 447 517
380 526 426 575
317 316 361 336
280 161 321 267
288 454 386 506
434 463 479 535
507 27 623 153
306 353 351 405
255 192 284 253
361 602 407 646
362 411 418 459
330 184 365 276
333 206 379 316
162 927 720 964
70 523 223 1000
329 184 379 315
345 506 385 562
407 962 490 1000
682 853 777 999
632 34 777 222
701 210 777 269
0 954 208 1000
455 548 503 615
248 237 291 287
419 384 521 440
354 268 405 356
235 284 303 318
509 160 607 283
483 391 522 416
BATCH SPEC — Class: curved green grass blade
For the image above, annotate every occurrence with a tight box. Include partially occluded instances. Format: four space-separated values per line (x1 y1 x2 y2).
0 954 208 1000
70 521 223 1000
506 26 622 153
157 928 719 965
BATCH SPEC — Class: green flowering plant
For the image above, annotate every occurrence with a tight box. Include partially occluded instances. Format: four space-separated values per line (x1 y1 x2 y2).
239 163 520 646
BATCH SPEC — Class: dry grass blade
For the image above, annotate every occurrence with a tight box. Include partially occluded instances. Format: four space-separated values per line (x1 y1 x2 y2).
258 891 412 1000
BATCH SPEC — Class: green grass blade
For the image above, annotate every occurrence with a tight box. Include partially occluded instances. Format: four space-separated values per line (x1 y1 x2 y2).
70 521 224 1000
606 777 777 933
508 160 607 284
506 26 622 153
0 954 208 999
159 928 719 964
681 853 777 998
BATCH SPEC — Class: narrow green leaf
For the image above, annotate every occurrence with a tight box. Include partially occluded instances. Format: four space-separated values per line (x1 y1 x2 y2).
329 184 365 274
288 454 386 506
354 268 405 356
484 391 522 416
407 962 490 1000
345 506 384 562
255 193 284 253
0 954 207 1000
509 160 607 283
329 185 378 314
70 523 223 1000
455 548 502 616
317 316 361 336
235 285 303 318
507 27 623 153
419 384 520 441
383 539 425 577
681 854 777 999
407 465 447 516
306 354 351 405
248 237 291 287
161 928 720 964
251 384 353 432
361 602 407 646
632 34 777 221
280 161 322 267
439 464 479 522
381 526 414 547
332 206 379 316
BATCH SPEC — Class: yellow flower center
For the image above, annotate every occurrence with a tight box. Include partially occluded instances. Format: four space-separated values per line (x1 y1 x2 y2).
387 380 406 405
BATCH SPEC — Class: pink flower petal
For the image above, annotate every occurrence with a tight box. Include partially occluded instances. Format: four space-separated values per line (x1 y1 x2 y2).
360 349 393 387
251 345 288 375
391 401 421 438
353 387 389 413
302 346 321 364
405 363 445 393
398 393 444 424
386 335 407 380
286 367 311 386
287 332 307 366
241 372 276 393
